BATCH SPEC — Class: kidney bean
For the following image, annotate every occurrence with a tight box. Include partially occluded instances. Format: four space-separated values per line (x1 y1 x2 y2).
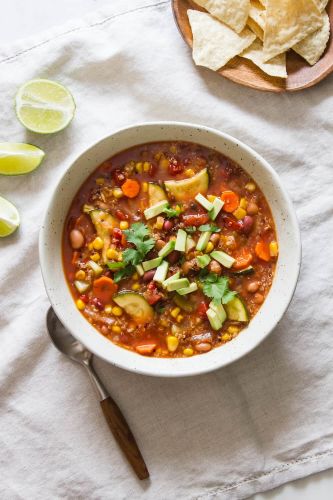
112 228 123 240
155 239 166 251
70 229 84 249
247 281 260 293
112 169 126 185
247 202 258 215
195 342 212 353
143 270 156 282
163 220 173 231
241 216 254 235
92 297 104 310
168 251 180 264
208 260 222 275
182 259 196 275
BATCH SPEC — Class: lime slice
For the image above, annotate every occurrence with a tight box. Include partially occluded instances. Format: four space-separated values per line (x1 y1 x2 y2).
0 143 45 175
0 196 20 237
15 79 76 134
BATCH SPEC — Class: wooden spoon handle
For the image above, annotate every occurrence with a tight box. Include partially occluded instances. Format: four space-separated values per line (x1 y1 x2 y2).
100 396 149 480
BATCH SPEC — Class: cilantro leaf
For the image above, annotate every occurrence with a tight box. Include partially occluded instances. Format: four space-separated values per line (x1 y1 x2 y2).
124 222 150 244
122 248 143 266
163 205 181 218
201 274 237 304
123 222 155 263
185 226 197 234
221 290 237 304
198 224 221 233
114 265 135 283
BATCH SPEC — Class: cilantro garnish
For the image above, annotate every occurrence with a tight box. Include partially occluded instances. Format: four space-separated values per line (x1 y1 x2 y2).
123 222 155 265
114 265 135 283
201 273 237 305
198 224 221 233
163 205 182 218
184 226 197 233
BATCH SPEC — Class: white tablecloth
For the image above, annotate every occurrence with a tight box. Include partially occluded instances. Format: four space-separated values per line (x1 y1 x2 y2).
1 1 333 498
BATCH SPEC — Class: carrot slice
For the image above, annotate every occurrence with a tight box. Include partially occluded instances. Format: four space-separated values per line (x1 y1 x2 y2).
121 179 140 198
233 248 253 270
92 276 118 304
221 191 239 213
255 240 270 262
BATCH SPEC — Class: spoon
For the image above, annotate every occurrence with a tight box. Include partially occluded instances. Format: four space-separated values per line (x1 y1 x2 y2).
46 307 149 480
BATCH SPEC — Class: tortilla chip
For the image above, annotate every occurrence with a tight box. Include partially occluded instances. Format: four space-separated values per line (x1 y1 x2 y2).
247 18 264 41
263 0 323 62
293 12 330 65
249 0 266 30
258 0 267 6
188 10 256 71
241 39 287 78
315 0 329 11
192 0 250 33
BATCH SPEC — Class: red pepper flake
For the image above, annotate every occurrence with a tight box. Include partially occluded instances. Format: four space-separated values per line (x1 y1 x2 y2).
113 228 123 240
80 294 89 304
197 301 209 317
168 157 184 176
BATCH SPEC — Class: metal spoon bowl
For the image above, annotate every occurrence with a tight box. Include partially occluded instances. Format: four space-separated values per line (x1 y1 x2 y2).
46 307 149 480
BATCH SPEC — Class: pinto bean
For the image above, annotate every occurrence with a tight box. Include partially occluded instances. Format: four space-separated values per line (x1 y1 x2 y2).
143 270 156 282
195 342 212 353
208 260 222 275
247 202 259 215
254 292 264 304
155 239 166 251
247 281 260 293
210 233 220 245
168 250 180 264
182 259 196 275
70 229 84 249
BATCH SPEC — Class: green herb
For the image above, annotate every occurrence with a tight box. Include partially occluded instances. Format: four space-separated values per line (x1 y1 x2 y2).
123 222 155 264
198 224 221 233
155 302 165 314
184 226 197 233
106 261 126 270
163 205 182 218
201 274 237 305
114 265 135 283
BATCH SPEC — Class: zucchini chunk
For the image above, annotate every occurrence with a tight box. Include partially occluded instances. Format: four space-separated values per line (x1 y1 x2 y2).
113 292 154 324
164 168 209 201
225 297 249 322
148 183 167 206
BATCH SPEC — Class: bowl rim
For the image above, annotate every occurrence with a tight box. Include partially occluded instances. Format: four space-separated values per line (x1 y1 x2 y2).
39 121 302 377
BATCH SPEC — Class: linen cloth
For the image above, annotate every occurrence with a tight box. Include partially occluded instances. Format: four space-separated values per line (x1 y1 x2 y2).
1 1 333 498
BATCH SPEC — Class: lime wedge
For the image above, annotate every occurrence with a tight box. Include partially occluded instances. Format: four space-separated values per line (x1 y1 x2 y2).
15 79 76 134
0 143 45 175
0 196 20 237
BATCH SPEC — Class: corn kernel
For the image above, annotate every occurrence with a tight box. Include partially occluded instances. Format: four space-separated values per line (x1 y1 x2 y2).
169 145 177 154
171 307 180 318
245 182 256 192
132 283 140 291
233 207 247 220
113 188 124 199
154 152 162 161
135 162 143 173
222 333 232 341
239 197 248 209
119 221 129 230
112 306 123 316
160 157 169 169
75 270 86 280
132 272 139 281
143 161 150 172
160 318 169 327
155 216 165 230
228 326 239 335
106 248 118 260
176 314 184 323
96 177 105 185
185 168 195 177
117 252 123 262
205 241 214 254
269 241 279 257
88 242 94 251
207 194 217 202
76 299 85 310
142 182 148 193
90 252 100 262
166 335 179 352
183 347 194 356
104 304 112 314
92 236 104 250
112 325 121 334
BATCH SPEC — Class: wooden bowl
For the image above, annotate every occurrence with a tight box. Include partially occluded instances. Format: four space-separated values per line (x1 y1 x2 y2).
172 0 333 92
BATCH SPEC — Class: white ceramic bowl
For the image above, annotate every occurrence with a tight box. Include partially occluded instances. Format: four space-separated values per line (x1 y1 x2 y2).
39 122 301 377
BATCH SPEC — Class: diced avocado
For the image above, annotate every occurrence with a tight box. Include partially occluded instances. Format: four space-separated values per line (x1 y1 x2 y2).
153 261 169 283
74 280 90 294
209 198 224 220
225 297 248 322
158 239 176 258
135 264 144 277
173 294 194 312
144 200 169 220
177 282 198 295
87 260 103 276
195 193 213 211
197 254 211 268
175 229 187 252
185 236 196 253
113 292 154 324
89 210 117 262
211 250 235 269
210 301 227 324
166 278 190 292
164 168 209 201
206 308 222 331
142 256 162 271
232 266 254 276
196 231 211 251
162 272 180 288
148 183 167 206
